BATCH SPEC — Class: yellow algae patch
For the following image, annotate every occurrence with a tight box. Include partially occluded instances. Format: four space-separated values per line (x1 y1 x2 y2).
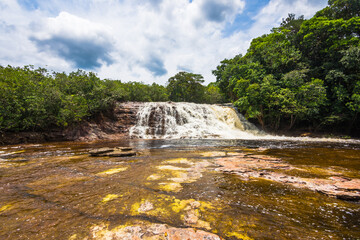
0 163 11 169
0 204 13 212
227 231 254 240
164 158 193 165
195 220 211 230
147 174 163 181
171 199 193 213
169 172 191 183
226 152 243 156
157 165 188 171
131 201 141 215
68 234 77 240
198 201 215 211
101 194 120 203
12 150 25 154
158 182 183 192
96 167 128 176
199 151 227 157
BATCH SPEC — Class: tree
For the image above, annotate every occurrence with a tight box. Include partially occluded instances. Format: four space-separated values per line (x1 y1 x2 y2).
166 72 205 103
315 0 360 20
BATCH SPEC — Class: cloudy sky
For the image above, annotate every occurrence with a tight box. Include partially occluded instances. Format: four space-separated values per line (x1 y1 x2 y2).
0 0 328 84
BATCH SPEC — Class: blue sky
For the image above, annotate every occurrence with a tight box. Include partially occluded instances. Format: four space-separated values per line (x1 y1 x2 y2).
0 0 328 84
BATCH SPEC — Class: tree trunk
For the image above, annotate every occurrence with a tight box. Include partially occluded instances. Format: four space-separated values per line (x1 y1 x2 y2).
347 112 358 135
288 115 297 130
257 115 265 130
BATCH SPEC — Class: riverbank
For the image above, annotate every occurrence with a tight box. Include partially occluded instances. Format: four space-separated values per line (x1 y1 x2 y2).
0 102 139 145
1 102 358 146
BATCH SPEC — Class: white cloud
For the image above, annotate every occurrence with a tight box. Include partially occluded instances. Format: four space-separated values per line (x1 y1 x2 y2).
0 0 328 85
31 12 115 69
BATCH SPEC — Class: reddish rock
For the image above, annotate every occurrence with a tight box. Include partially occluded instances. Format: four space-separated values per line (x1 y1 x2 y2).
90 223 223 240
215 154 360 201
334 178 360 191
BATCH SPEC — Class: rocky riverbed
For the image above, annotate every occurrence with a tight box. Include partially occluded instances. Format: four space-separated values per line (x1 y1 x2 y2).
1 139 360 239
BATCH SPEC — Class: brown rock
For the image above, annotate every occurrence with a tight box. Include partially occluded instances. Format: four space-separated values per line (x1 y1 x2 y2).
215 154 360 201
90 223 222 240
334 179 360 191
105 150 136 157
114 147 133 151
89 147 114 156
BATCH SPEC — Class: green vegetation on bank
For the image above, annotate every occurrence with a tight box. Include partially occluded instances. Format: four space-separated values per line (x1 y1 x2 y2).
0 66 223 132
213 0 360 134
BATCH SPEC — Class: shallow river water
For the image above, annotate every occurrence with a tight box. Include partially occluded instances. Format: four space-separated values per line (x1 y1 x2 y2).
0 139 359 239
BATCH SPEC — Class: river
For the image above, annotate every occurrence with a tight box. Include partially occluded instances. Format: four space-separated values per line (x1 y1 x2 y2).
1 138 359 239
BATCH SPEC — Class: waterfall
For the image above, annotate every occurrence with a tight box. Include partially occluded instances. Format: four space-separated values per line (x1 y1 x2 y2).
129 102 263 139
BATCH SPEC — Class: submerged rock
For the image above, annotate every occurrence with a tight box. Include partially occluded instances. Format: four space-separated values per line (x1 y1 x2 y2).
96 167 128 176
215 154 360 201
101 194 120 203
138 201 154 213
89 223 223 240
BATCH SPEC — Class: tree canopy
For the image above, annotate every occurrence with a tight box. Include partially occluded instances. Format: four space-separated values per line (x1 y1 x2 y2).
213 0 360 134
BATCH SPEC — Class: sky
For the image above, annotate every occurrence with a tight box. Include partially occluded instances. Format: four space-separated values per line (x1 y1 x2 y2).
0 0 328 84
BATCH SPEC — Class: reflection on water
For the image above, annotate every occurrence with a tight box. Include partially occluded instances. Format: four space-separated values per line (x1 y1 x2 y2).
0 139 359 239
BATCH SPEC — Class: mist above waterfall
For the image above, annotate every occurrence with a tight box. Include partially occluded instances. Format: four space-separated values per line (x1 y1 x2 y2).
129 102 262 139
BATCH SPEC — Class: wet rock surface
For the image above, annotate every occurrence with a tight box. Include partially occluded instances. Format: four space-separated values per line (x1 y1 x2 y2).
89 147 136 157
89 223 222 240
215 152 360 201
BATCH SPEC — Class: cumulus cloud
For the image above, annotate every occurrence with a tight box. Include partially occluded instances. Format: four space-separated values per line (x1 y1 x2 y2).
30 12 114 69
0 0 328 84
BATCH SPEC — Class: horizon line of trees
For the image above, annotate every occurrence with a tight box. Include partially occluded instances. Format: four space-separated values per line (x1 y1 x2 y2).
0 65 224 132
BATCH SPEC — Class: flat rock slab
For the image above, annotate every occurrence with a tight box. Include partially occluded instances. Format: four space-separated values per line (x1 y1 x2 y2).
104 150 136 157
89 147 136 157
215 154 360 201
114 147 133 151
89 147 114 156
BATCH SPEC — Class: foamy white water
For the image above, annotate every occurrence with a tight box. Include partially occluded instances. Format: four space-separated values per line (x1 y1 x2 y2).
129 102 359 143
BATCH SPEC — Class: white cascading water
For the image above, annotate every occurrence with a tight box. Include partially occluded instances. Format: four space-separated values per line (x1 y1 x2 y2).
129 102 263 139
129 102 360 143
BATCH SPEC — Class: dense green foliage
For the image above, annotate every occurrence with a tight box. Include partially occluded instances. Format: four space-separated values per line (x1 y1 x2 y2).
166 71 224 103
213 0 360 134
0 66 170 132
0 66 115 131
0 66 223 132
